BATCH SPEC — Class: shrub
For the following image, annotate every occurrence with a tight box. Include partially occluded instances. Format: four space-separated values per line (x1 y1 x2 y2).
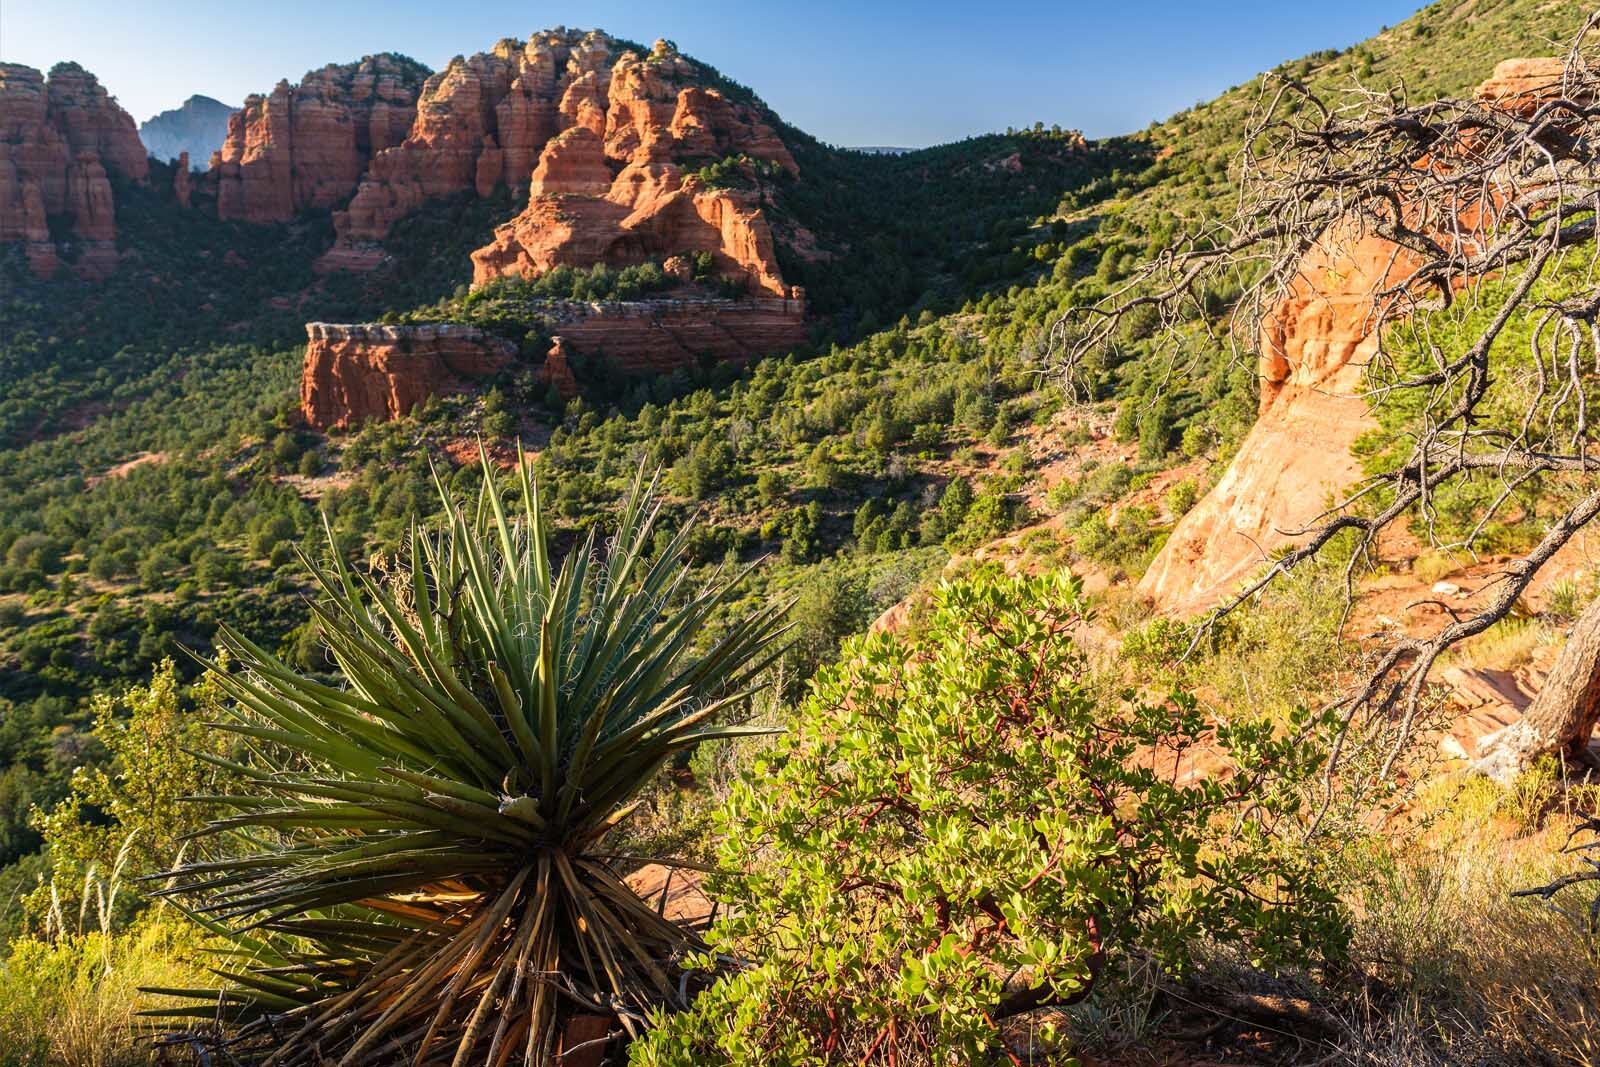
1165 478 1198 518
637 573 1345 1066
156 457 787 1065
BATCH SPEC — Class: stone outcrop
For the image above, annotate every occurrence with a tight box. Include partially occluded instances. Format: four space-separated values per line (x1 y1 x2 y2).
172 151 192 208
300 322 516 430
299 294 805 428
210 55 427 225
208 30 799 292
1475 57 1566 113
0 61 149 278
1139 59 1562 615
1138 224 1427 614
469 38 797 296
327 30 615 265
540 294 806 373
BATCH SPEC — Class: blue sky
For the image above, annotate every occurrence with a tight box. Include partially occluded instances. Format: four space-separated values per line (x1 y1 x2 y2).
2 1 1426 146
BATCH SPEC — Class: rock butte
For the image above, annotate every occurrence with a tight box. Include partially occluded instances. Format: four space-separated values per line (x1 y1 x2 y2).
467 37 798 297
0 62 149 278
1139 57 1569 615
285 29 808 428
209 54 427 227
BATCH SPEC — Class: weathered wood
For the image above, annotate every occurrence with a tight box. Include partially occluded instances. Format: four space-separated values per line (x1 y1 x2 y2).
1476 594 1600 783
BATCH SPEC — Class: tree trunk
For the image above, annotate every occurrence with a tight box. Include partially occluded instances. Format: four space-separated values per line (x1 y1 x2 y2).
1475 594 1600 784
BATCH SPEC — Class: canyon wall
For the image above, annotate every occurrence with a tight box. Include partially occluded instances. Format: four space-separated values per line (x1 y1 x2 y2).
1138 57 1566 615
210 55 427 225
1 62 149 278
300 322 517 430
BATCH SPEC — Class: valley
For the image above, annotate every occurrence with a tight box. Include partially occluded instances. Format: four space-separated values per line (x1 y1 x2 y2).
4 2 1600 1064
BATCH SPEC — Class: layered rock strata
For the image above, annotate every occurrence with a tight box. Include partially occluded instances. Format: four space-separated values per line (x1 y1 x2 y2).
299 294 806 428
300 322 516 430
538 295 806 373
210 54 427 225
1 62 149 278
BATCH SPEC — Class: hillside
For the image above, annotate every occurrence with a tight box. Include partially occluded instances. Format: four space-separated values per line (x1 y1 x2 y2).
4 3 1600 1062
0 0 1578 849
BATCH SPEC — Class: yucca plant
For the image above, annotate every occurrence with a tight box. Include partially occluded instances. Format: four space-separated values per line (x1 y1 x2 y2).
149 452 787 1065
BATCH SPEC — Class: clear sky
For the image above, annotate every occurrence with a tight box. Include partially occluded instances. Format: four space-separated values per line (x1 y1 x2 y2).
1 1 1426 146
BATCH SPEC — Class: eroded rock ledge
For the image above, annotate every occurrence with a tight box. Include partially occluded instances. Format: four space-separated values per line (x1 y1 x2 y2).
300 322 517 430
300 294 806 430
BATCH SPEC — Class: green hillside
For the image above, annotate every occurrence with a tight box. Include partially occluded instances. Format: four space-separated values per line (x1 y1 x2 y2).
1 3 1596 1061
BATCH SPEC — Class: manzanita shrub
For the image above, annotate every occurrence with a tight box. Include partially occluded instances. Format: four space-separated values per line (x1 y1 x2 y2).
635 572 1347 1066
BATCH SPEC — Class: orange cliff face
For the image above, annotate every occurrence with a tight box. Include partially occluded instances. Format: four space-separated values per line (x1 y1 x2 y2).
209 55 426 225
1136 224 1428 615
1138 57 1570 616
469 39 798 296
300 323 517 430
207 30 801 291
324 30 620 268
0 62 149 279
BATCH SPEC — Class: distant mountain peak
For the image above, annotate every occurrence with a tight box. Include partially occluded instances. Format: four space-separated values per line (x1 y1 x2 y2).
138 94 234 165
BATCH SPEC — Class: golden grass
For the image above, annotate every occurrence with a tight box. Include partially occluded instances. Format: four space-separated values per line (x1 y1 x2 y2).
1412 549 1472 585
1342 765 1600 1065
1441 615 1551 671
0 916 211 1067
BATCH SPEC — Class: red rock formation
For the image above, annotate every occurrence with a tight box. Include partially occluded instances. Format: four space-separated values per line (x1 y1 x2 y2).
1139 59 1561 615
1139 224 1427 614
537 294 806 374
300 295 805 428
0 62 148 278
210 54 426 224
470 38 798 295
313 30 796 288
300 322 516 430
1475 57 1566 113
542 337 581 398
173 152 192 208
329 31 612 260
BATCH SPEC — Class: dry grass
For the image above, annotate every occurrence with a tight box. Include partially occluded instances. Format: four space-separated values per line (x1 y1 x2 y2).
0 915 211 1067
1442 616 1551 671
1412 549 1473 585
1337 768 1600 1065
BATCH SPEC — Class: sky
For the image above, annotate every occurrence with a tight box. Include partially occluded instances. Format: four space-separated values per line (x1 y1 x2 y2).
1 1 1427 147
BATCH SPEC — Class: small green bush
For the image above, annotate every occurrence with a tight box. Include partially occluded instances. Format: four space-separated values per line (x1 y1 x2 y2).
637 573 1345 1066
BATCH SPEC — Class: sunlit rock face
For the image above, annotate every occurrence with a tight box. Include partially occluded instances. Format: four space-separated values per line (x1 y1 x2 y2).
1 61 149 278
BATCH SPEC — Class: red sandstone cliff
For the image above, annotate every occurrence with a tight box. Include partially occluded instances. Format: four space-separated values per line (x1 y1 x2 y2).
298 295 807 428
469 39 797 296
0 62 149 278
300 322 517 430
210 55 427 225
209 31 800 291
1139 58 1565 615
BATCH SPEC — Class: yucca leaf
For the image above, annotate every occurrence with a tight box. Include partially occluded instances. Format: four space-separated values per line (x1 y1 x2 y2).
159 455 780 1065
